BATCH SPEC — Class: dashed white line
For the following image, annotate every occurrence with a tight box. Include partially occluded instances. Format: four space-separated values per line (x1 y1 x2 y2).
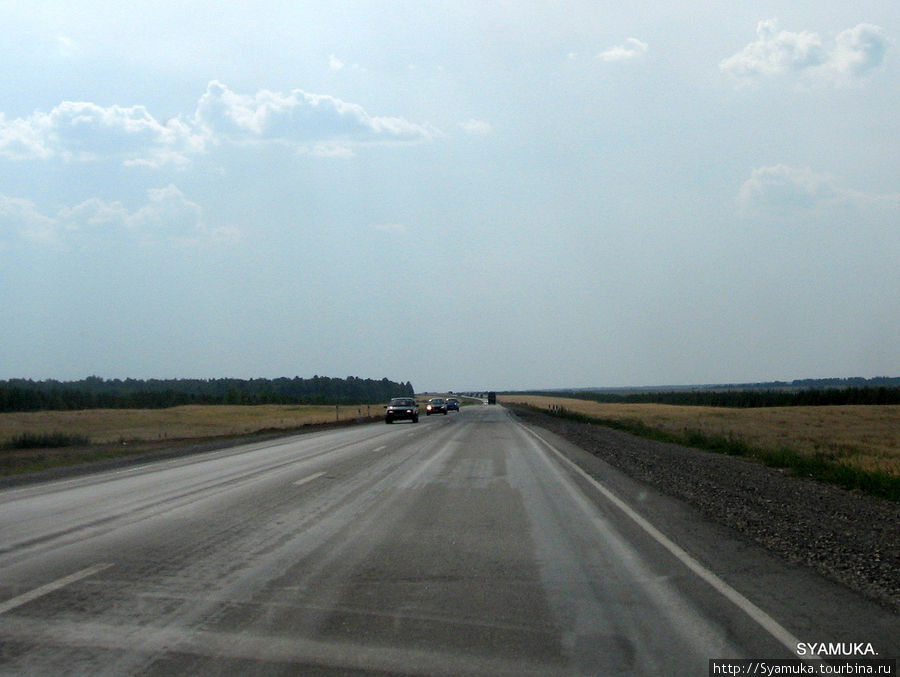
374 446 387 452
293 471 327 487
0 563 114 615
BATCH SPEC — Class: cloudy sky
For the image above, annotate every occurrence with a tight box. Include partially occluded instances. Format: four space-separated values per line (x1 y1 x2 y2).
1 1 897 392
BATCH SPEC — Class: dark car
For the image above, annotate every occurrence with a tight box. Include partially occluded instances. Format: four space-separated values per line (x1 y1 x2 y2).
425 398 448 415
385 397 419 424
446 398 460 411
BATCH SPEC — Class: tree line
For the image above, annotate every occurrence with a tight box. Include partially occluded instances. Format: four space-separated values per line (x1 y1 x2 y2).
526 385 900 408
0 376 415 412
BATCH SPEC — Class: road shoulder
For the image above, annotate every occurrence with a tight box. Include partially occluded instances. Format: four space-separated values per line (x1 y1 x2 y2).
509 406 899 655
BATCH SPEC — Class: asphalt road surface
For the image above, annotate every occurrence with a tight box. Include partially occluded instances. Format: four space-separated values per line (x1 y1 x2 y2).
1 405 896 675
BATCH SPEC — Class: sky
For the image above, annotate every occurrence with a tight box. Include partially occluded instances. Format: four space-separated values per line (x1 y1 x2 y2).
1 1 897 392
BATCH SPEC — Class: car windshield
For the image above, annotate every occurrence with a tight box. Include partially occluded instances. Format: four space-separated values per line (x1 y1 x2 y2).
390 399 414 406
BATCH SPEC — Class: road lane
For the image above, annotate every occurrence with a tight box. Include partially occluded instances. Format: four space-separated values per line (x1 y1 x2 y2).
0 405 895 675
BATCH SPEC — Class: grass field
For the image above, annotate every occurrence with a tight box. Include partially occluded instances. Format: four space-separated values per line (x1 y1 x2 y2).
0 404 384 445
501 395 900 480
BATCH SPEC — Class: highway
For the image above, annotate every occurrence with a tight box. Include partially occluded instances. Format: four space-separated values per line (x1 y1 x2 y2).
0 405 896 675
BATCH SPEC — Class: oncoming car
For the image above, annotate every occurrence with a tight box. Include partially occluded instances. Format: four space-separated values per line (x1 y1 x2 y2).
446 398 460 411
384 397 419 424
426 398 448 415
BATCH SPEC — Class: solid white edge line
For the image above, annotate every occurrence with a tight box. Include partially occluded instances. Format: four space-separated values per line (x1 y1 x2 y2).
293 471 327 487
519 423 811 659
0 563 114 615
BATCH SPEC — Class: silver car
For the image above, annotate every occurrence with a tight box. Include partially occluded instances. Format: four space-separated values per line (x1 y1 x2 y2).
385 397 419 424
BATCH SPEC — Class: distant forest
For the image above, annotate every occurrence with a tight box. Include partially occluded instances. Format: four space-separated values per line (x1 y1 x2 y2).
528 377 900 408
0 376 415 412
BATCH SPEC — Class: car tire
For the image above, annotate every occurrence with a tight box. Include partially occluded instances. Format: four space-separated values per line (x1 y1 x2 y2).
413 416 419 423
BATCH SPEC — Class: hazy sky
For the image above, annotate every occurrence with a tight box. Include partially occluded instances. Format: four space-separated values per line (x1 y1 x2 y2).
1 2 897 392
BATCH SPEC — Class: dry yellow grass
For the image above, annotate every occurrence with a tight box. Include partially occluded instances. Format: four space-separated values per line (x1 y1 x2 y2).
501 395 900 477
0 404 384 446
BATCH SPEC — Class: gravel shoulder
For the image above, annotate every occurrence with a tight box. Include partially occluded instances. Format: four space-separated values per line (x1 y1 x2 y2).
510 406 900 613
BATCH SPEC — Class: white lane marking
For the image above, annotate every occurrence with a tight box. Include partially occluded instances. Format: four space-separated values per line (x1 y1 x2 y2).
374 446 387 452
518 424 809 659
0 563 114 615
115 464 153 474
293 471 327 487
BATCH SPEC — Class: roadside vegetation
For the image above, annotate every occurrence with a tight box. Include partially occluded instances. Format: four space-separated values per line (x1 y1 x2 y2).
4 432 91 449
525 382 900 407
502 395 899 501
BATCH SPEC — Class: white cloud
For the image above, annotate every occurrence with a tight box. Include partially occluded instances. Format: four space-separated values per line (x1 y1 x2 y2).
127 185 204 239
0 113 54 160
738 165 835 211
58 197 130 235
721 20 888 86
0 102 201 166
0 195 61 246
737 165 900 214
0 82 436 167
832 24 890 80
328 54 345 71
720 19 825 77
57 35 79 58
459 119 492 136
194 81 436 146
50 102 200 165
304 141 356 158
598 38 648 62
328 54 364 73
0 185 237 248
